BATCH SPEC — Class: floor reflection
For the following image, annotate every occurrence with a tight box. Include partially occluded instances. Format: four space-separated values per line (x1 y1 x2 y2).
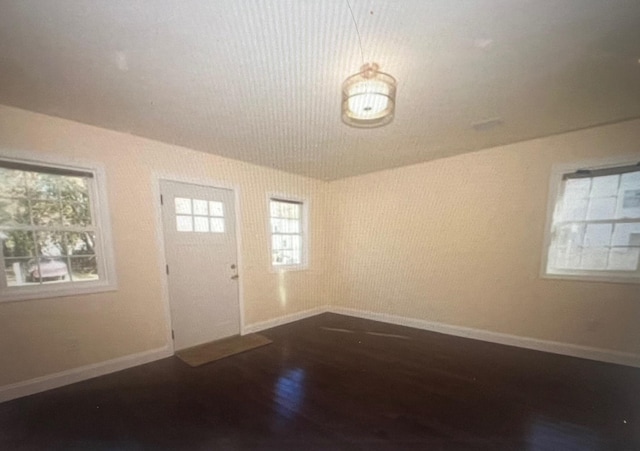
528 416 601 451
272 367 306 428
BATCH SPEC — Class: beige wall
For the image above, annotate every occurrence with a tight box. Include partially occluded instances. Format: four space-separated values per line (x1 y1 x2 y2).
328 119 640 355
1 104 639 390
0 105 328 386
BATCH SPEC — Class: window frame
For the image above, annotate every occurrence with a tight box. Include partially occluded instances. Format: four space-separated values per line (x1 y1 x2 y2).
267 193 309 272
541 156 640 284
0 152 117 302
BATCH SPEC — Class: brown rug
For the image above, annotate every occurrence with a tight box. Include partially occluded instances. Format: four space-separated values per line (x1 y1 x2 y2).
176 334 272 367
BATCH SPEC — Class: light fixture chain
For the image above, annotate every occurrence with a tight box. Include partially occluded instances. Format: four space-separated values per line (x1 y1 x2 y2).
345 0 365 66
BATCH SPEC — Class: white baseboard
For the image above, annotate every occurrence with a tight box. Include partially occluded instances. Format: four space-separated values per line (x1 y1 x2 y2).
0 306 328 404
0 345 173 403
243 306 329 334
4 305 637 404
328 306 640 368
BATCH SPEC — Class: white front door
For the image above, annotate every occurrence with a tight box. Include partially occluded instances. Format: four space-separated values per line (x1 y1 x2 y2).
160 180 240 351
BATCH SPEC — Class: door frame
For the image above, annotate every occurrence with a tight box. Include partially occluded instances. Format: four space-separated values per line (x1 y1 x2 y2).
152 172 245 354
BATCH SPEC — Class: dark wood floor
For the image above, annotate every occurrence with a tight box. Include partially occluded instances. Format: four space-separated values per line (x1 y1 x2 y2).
1 313 639 450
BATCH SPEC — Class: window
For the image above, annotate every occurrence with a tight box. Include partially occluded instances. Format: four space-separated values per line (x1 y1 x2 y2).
174 197 225 233
0 158 116 301
543 161 640 283
269 198 306 268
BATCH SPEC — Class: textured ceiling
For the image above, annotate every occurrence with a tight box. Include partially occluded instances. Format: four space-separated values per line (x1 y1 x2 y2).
0 1 639 180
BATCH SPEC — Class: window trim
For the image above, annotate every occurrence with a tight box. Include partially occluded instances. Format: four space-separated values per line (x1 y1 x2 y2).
267 193 309 272
541 155 640 284
0 151 117 302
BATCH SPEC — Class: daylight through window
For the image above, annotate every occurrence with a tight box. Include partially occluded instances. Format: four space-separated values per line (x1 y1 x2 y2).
545 163 640 281
270 198 304 267
174 197 225 233
0 160 113 297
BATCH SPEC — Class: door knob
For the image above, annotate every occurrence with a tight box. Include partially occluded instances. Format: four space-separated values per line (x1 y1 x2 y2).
230 274 239 280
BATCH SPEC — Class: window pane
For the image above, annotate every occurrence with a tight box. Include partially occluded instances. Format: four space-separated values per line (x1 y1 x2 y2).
2 230 36 257
291 204 301 219
69 256 98 282
272 235 282 250
193 199 208 216
273 250 296 265
619 189 640 219
581 247 609 270
0 163 111 295
559 198 588 222
209 201 224 217
550 246 582 270
564 179 591 199
271 218 284 233
59 176 89 204
176 215 193 232
611 223 640 247
270 201 281 218
280 203 291 218
591 175 619 198
0 168 27 197
61 201 92 227
272 250 284 265
194 216 209 232
270 199 304 267
281 250 297 265
618 172 640 219
31 200 62 226
554 223 585 250
548 169 640 279
273 235 293 250
27 172 59 200
622 189 640 209
4 258 37 286
36 231 65 257
288 219 300 233
586 197 616 221
174 197 192 215
584 224 612 247
620 171 640 187
278 220 289 233
280 203 300 219
210 218 225 233
0 198 30 226
291 235 301 252
66 232 95 255
608 248 640 271
31 258 69 283
551 225 585 270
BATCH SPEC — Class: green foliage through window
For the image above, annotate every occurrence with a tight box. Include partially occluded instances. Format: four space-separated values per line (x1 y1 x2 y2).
0 165 99 287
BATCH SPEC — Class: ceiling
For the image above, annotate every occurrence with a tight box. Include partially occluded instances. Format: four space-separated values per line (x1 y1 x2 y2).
0 1 639 180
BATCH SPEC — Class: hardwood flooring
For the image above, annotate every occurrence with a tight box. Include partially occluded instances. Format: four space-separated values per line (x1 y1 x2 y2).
1 313 639 450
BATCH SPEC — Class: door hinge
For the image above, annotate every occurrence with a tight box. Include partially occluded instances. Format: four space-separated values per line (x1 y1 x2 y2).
171 330 175 340
160 194 164 205
166 264 169 275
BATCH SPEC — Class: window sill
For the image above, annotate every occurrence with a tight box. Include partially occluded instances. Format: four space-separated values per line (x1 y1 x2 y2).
0 281 118 304
270 264 309 273
541 272 640 285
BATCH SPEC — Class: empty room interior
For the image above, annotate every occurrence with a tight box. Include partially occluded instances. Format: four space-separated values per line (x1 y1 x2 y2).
1 1 640 449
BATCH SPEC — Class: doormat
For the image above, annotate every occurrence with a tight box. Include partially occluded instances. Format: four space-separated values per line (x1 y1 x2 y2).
176 334 272 367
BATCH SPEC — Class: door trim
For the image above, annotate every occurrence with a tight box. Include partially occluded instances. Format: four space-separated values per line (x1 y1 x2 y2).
152 172 245 354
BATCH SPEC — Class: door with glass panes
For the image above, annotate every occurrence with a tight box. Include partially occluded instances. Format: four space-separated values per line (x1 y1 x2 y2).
160 180 239 351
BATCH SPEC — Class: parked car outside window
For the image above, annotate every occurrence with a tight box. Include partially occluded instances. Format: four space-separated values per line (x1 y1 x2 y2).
25 258 69 282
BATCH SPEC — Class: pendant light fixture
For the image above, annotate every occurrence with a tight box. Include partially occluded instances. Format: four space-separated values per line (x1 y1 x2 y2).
341 1 397 128
342 62 397 128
